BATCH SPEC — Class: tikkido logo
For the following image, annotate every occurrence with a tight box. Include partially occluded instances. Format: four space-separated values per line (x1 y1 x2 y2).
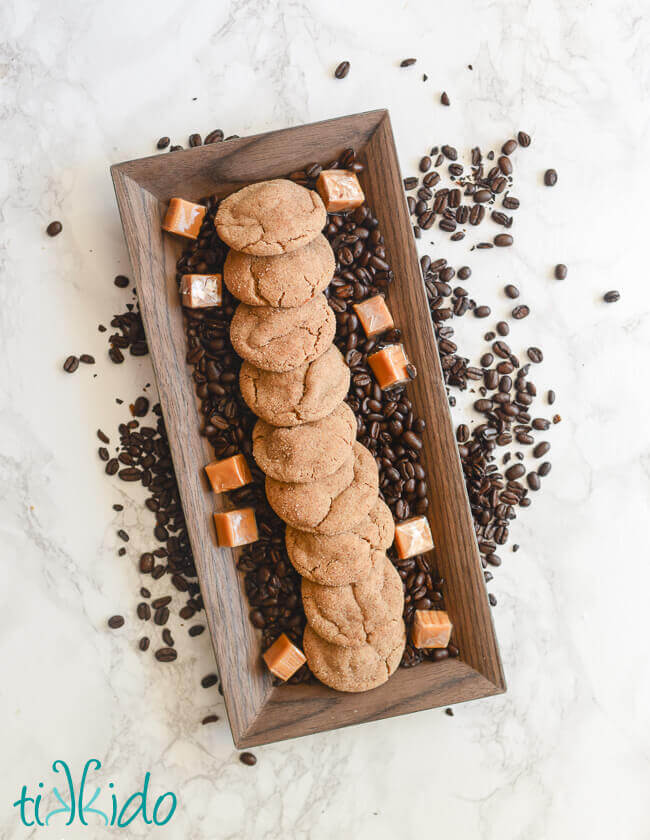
12 759 178 829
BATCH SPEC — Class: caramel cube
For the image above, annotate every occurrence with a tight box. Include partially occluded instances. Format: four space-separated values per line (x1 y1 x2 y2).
353 295 394 338
367 343 411 389
394 516 434 559
411 610 452 649
205 454 253 494
181 274 222 308
213 507 258 548
263 633 307 681
316 170 365 213
162 198 206 240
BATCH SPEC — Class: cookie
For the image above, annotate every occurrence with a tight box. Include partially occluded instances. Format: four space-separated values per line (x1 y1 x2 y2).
303 621 406 693
266 441 379 534
224 234 335 308
230 295 335 373
285 498 394 585
239 345 350 427
302 552 404 647
252 402 356 483
215 179 327 256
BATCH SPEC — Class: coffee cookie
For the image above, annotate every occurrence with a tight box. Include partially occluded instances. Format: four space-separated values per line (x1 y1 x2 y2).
215 179 327 255
285 498 394 585
253 402 356 483
303 621 406 693
230 295 335 373
239 345 350 427
266 441 379 534
302 552 404 647
224 234 335 308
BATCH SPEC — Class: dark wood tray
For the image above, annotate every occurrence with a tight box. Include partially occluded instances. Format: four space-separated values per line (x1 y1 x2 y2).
111 109 505 748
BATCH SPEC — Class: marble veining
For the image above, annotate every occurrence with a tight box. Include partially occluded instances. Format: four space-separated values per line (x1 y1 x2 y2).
1 0 649 837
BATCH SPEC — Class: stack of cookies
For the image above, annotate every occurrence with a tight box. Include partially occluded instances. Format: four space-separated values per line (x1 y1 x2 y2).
215 178 406 693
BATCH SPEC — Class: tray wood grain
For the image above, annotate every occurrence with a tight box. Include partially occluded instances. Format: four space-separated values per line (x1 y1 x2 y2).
111 109 505 748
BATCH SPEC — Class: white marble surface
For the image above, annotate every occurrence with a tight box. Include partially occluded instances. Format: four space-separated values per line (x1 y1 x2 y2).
1 0 650 836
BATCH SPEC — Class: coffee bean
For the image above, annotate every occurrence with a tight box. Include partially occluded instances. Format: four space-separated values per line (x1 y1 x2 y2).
474 189 492 203
63 355 79 373
544 169 558 186
189 625 205 637
204 129 225 144
440 92 450 106
527 472 541 490
419 156 432 172
502 139 518 155
137 603 151 620
189 133 202 147
239 752 257 766
517 131 531 147
157 136 170 149
496 321 509 336
46 221 63 237
533 441 550 458
474 306 491 318
498 156 513 175
155 647 177 662
505 463 525 480
133 396 149 417
512 305 530 319
527 347 543 363
400 58 417 67
404 177 419 191
334 61 350 79
547 390 556 405
202 714 219 725
538 461 552 477
504 284 520 299
201 673 218 688
494 234 513 247
603 290 620 303
108 615 124 629
114 275 129 288
554 264 567 280
139 637 150 651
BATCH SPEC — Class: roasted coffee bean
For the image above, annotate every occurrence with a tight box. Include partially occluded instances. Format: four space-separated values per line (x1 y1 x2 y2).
527 472 541 490
533 441 550 458
334 61 350 79
157 136 170 149
108 615 124 629
504 284 520 299
517 131 531 147
474 306 491 318
505 463 525 480
137 603 151 620
440 91 450 106
502 139 517 155
404 177 419 191
498 156 513 175
202 714 219 725
133 396 149 417
419 156 432 172
189 133 202 147
502 196 520 210
496 321 509 336
544 168 558 186
63 355 79 373
239 752 257 766
155 647 177 662
204 129 225 144
162 629 174 646
547 390 556 405
139 637 150 651
603 290 620 303
512 305 530 319
527 347 543 363
554 264 567 280
189 625 205 637
538 461 552 477
201 673 218 689
114 275 129 288
400 57 417 67
494 234 513 247
46 221 63 237
474 189 492 203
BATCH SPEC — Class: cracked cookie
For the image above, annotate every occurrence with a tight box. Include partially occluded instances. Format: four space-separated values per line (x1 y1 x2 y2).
303 620 406 693
265 441 379 534
302 552 404 647
252 402 356 483
239 345 350 427
224 233 335 308
215 179 327 255
285 497 394 585
230 294 335 373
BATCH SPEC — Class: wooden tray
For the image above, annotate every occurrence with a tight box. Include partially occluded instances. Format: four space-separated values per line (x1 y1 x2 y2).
111 109 505 748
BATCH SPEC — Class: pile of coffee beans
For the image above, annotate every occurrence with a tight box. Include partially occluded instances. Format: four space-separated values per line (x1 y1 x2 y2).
404 136 533 246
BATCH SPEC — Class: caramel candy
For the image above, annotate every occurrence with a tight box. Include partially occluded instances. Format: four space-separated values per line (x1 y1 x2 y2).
367 343 411 389
411 610 452 649
353 295 394 338
263 633 307 681
213 507 258 548
205 454 252 494
162 198 206 240
394 515 434 559
181 274 223 308
316 170 365 213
